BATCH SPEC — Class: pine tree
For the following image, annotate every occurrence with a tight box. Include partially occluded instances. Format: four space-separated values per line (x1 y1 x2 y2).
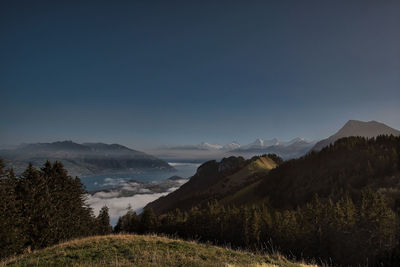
16 161 98 250
0 158 6 177
0 160 25 258
249 209 261 248
16 163 52 249
115 208 140 233
140 208 158 233
358 190 397 259
42 161 97 240
97 206 112 235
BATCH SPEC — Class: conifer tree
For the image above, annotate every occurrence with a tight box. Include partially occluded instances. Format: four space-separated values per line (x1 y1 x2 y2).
115 208 140 233
0 160 25 258
249 209 261 247
97 206 112 235
16 163 52 249
140 208 158 233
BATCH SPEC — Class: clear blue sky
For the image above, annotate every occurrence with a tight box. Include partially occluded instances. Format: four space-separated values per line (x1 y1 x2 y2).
1 0 399 149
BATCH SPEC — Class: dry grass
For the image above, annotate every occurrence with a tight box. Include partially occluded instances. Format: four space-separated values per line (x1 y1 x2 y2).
1 234 314 267
254 157 277 170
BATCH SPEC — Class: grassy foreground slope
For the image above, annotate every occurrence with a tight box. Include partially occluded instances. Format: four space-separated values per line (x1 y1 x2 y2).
2 234 312 267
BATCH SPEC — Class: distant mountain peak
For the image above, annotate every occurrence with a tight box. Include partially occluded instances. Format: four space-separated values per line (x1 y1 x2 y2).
254 138 264 146
198 142 223 150
344 119 374 126
281 137 307 146
55 140 74 144
222 141 241 150
312 120 400 151
265 138 280 146
1 140 174 176
336 120 399 137
243 138 280 149
83 142 136 152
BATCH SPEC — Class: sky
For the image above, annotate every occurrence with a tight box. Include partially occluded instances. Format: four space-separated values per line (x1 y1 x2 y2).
1 0 399 150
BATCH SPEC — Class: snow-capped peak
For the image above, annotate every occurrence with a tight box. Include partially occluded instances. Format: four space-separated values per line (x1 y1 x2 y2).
242 138 279 149
281 137 307 146
263 138 280 147
253 138 264 147
223 141 241 150
198 142 223 150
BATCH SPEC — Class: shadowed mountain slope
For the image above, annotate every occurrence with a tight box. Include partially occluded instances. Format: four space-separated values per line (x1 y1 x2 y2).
146 155 279 215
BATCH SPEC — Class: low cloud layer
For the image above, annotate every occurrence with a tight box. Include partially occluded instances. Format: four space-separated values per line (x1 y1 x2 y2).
85 178 187 225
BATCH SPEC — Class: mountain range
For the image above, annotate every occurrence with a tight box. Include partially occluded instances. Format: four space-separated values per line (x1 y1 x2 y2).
0 141 175 177
161 137 313 152
152 120 400 162
152 137 316 162
2 120 399 177
230 137 316 159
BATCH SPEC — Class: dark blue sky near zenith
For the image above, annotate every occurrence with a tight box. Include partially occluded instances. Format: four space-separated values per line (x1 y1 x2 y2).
0 0 399 149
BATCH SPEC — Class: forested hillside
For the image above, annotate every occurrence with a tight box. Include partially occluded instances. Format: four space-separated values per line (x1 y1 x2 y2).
119 135 400 266
146 155 280 214
251 135 400 208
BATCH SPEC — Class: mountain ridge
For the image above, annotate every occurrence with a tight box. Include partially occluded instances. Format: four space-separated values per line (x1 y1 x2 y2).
152 138 316 162
312 120 400 151
145 154 280 215
0 141 174 177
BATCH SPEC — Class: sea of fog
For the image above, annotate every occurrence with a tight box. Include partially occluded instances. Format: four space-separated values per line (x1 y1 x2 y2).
81 162 200 225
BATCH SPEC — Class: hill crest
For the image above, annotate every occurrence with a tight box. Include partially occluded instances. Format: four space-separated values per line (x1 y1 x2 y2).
146 155 279 215
1 234 312 267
